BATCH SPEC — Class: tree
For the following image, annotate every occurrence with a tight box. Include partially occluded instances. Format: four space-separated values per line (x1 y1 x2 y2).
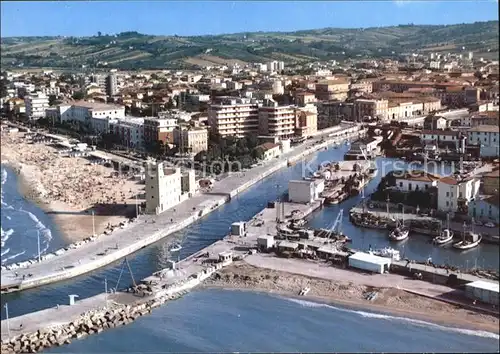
48 95 57 106
72 91 84 100
97 31 102 37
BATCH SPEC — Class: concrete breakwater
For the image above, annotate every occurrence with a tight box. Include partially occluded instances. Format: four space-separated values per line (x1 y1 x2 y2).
0 291 186 354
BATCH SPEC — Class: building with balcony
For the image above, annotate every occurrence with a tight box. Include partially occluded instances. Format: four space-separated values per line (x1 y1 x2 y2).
437 176 480 213
208 97 259 138
25 92 49 119
258 99 296 139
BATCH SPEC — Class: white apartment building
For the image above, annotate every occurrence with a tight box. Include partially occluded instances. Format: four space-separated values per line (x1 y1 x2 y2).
437 176 480 213
258 100 296 139
110 118 145 149
145 164 182 215
208 97 259 138
394 170 440 192
467 125 500 158
25 92 49 119
40 85 60 97
58 101 125 134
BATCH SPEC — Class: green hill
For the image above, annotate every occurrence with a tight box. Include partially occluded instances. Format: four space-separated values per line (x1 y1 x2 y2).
1 22 498 70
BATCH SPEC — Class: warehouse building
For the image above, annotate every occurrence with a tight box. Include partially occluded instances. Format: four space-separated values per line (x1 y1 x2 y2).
464 280 499 306
348 252 391 274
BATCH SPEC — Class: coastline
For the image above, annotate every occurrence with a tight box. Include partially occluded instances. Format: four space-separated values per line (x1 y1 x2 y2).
201 262 500 335
1 158 130 245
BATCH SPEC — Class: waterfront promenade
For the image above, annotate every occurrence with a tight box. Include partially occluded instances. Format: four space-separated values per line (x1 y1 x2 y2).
1 125 363 293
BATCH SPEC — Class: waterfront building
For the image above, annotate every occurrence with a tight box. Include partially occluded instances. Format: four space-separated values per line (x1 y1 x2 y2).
394 170 441 192
208 97 259 138
294 105 318 138
254 142 281 161
288 179 325 204
56 101 125 134
353 98 388 122
468 195 499 223
110 117 145 149
145 163 182 215
419 130 460 148
258 99 296 139
143 117 178 146
437 176 480 213
24 92 49 119
173 126 208 154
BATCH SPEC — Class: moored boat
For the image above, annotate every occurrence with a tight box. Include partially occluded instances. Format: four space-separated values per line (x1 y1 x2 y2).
369 247 401 261
389 227 409 241
453 232 482 250
433 229 454 245
169 243 182 252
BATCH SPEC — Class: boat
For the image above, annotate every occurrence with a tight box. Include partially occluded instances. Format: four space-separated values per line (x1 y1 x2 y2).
453 223 482 250
433 213 454 245
299 287 310 296
169 243 182 252
389 227 409 241
388 207 409 241
369 247 401 261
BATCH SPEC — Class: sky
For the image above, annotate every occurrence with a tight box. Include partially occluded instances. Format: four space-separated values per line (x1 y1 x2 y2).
1 1 499 37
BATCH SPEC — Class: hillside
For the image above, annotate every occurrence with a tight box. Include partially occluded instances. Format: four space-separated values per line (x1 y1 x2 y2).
1 21 498 70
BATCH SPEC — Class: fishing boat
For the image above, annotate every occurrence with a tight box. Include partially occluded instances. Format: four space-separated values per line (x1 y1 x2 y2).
453 223 482 250
388 207 409 241
389 227 409 241
433 214 454 245
169 243 182 252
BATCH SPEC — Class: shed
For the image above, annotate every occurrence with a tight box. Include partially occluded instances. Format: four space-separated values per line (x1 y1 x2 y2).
464 280 499 306
218 251 233 263
231 222 246 236
348 252 391 274
257 235 275 250
277 240 299 252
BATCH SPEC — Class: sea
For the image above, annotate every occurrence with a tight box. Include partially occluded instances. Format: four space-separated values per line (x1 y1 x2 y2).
46 289 500 353
1 164 65 265
1 145 499 352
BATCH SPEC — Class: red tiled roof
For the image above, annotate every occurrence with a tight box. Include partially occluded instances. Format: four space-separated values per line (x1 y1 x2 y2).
439 177 458 185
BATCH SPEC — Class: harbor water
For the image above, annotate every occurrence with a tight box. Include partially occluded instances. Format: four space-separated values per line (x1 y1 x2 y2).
1 145 499 321
46 289 499 353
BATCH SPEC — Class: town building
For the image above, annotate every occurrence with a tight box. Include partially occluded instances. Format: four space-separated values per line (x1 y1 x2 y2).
317 100 354 123
461 111 499 127
110 118 145 149
353 99 388 121
258 99 296 139
437 176 480 213
423 115 449 130
254 142 281 161
468 195 499 223
145 163 182 215
419 130 460 148
173 126 208 154
24 92 49 119
208 97 259 138
466 125 500 158
288 179 325 204
143 117 178 146
106 74 118 96
482 169 499 195
294 106 318 138
394 170 441 192
315 79 350 101
58 101 125 134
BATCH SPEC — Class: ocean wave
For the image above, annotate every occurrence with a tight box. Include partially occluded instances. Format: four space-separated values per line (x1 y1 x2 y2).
19 208 53 256
1 167 7 185
1 227 14 247
1 250 26 264
284 297 499 340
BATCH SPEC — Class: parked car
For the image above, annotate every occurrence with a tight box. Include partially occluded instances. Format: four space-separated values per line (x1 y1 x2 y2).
485 222 496 228
473 220 483 226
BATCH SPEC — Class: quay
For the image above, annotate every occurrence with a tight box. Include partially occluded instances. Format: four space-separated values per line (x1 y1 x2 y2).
350 205 500 245
0 125 365 294
2 196 498 353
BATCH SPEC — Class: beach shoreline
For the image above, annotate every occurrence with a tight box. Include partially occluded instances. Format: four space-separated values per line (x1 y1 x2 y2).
1 133 142 244
201 262 500 335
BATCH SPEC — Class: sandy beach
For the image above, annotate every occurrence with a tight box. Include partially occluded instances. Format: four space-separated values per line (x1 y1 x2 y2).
1 132 144 243
202 262 500 334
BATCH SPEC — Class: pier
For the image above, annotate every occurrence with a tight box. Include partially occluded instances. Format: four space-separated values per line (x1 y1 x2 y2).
1 126 365 294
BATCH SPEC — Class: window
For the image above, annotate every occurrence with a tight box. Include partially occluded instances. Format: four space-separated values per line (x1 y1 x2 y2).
451 192 453 197
425 184 429 190
446 201 449 206
409 183 412 191
446 192 449 197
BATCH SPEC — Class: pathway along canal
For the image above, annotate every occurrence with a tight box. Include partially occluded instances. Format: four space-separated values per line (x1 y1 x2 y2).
2 145 499 319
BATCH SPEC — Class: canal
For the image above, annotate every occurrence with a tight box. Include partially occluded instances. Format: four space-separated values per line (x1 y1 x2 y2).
2 144 498 319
